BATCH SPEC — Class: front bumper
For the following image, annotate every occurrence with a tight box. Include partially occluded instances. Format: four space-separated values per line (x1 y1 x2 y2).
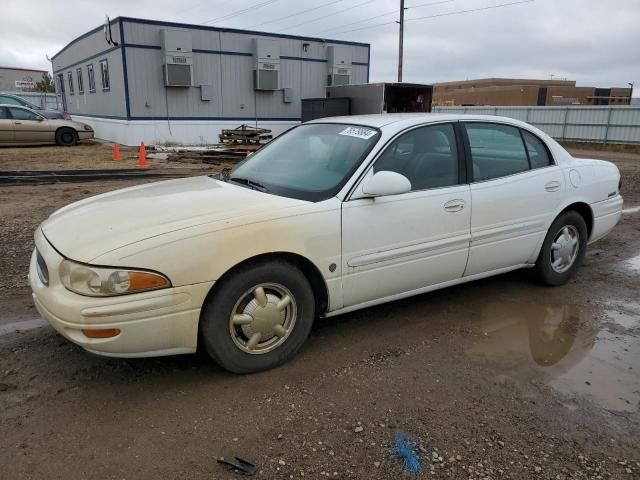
29 229 214 357
78 131 94 141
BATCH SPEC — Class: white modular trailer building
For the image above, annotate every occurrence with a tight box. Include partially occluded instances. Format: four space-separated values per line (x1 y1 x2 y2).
51 17 370 146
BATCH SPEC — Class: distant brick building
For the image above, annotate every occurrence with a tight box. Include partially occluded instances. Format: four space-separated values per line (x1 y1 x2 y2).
0 66 48 92
433 78 632 106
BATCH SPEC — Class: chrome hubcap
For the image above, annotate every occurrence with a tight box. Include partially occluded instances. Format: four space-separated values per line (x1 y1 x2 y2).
550 225 579 273
229 283 296 354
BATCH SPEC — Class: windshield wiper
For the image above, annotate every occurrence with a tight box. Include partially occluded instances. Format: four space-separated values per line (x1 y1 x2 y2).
228 176 268 192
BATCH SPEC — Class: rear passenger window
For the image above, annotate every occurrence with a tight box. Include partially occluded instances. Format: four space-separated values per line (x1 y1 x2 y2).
522 130 552 169
374 124 459 191
464 123 529 181
0 107 8 119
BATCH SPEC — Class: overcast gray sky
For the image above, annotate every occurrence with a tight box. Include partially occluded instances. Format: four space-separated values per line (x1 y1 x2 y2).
2 0 639 94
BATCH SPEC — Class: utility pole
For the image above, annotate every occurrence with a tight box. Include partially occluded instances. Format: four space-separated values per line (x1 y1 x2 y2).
397 0 405 82
629 82 635 105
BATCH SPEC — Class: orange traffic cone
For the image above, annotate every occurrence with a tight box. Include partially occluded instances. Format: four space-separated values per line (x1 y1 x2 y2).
137 142 148 169
112 143 121 161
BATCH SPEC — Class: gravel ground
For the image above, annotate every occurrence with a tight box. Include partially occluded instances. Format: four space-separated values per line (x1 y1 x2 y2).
0 144 638 479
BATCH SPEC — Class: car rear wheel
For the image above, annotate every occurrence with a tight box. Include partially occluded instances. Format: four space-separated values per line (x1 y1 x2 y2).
55 127 77 146
534 210 588 286
200 260 315 373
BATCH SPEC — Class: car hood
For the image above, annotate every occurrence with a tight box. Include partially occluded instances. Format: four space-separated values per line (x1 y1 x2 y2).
39 110 65 119
41 176 306 262
47 118 92 129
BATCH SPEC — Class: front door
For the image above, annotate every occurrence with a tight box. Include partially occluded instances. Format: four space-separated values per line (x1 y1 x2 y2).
341 123 471 308
0 107 13 143
462 122 565 276
8 107 53 144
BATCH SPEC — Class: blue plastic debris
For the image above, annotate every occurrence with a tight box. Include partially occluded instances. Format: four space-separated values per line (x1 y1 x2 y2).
393 430 421 475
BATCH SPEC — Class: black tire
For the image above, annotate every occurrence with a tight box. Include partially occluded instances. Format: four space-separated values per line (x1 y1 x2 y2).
200 260 315 374
534 210 588 286
55 128 77 146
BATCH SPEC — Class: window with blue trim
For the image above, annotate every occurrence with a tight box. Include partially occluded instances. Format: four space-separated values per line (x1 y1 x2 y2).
99 59 110 91
76 68 84 94
87 64 96 92
67 71 74 95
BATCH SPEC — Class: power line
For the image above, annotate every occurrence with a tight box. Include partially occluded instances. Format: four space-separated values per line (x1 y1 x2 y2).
313 0 454 35
327 0 535 36
281 0 376 31
246 0 347 29
201 0 281 25
410 0 535 21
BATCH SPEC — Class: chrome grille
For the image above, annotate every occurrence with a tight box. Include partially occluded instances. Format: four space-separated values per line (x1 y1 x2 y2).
36 250 49 286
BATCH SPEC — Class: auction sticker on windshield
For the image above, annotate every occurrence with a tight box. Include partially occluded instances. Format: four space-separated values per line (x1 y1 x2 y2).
338 126 377 140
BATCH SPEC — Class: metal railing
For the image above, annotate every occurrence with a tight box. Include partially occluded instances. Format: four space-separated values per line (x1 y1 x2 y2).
432 105 640 144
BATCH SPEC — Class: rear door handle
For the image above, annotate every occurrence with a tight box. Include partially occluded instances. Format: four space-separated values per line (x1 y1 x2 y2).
444 199 465 212
545 181 561 192
13 121 22 125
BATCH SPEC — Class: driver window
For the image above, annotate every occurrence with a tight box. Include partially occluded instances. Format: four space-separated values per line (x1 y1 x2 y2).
373 123 459 191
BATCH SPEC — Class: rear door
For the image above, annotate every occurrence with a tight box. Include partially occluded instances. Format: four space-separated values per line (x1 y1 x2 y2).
8 107 53 144
0 107 13 143
462 122 564 276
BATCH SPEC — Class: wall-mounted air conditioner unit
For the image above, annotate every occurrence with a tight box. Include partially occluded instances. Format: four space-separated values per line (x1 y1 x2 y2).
161 29 193 87
253 38 280 91
327 45 352 86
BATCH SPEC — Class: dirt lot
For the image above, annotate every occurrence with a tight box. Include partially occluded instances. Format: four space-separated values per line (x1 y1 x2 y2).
0 143 639 479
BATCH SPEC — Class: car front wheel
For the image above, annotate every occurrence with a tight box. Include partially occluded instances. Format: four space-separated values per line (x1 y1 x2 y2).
200 260 315 373
535 210 588 286
55 127 77 146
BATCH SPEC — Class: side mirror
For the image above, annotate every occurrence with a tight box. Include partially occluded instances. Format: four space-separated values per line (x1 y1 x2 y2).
36 116 45 122
362 171 412 197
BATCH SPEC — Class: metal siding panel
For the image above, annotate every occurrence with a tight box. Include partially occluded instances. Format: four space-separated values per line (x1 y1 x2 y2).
527 108 565 124
607 126 640 143
126 48 167 117
53 23 122 72
64 48 126 117
301 61 327 98
494 107 528 121
610 108 640 125
351 65 367 85
564 125 607 141
566 107 609 125
221 55 255 117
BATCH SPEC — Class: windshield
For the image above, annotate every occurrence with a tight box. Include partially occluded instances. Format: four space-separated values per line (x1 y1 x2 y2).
229 123 380 201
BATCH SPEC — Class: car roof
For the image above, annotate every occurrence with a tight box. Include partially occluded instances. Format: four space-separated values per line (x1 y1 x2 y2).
0 103 40 113
306 113 534 130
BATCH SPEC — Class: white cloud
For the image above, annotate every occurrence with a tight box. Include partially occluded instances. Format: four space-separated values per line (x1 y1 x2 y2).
1 0 638 94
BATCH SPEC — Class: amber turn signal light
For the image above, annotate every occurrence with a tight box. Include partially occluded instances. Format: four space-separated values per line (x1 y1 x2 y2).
127 271 169 292
82 328 121 339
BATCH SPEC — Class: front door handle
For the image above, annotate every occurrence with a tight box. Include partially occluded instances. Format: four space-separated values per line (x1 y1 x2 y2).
545 181 561 192
14 121 22 125
444 199 465 212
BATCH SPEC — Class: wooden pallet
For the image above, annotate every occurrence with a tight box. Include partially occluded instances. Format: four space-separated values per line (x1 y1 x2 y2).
219 124 272 145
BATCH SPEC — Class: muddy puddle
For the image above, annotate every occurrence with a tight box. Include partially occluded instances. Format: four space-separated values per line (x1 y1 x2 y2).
466 302 639 413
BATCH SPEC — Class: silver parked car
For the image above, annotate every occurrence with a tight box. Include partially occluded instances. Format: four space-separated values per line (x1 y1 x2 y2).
0 105 94 146
0 93 68 120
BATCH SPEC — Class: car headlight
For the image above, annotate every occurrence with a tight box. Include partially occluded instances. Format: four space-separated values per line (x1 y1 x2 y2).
59 259 170 297
83 125 93 131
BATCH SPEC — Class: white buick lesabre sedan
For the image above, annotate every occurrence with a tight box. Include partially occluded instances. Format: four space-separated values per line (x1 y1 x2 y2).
30 114 623 373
